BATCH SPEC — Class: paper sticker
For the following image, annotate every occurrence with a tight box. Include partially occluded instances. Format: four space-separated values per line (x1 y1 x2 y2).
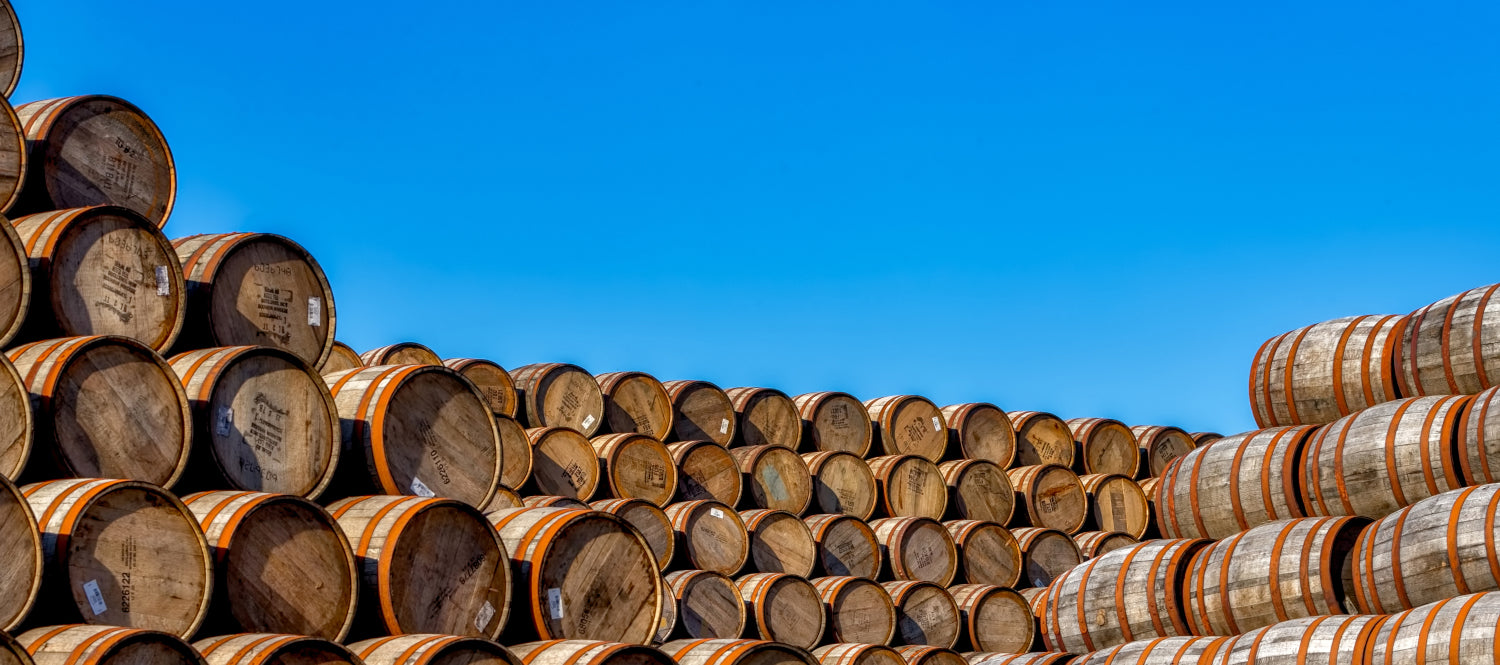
215 407 233 436
155 266 170 296
931 416 941 432
410 477 436 498
581 414 596 430
475 600 496 631
307 297 321 326
709 508 725 519
719 418 729 434
547 588 564 619
83 580 107 615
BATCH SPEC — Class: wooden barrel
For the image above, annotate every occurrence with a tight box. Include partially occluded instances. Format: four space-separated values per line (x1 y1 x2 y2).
1071 637 1234 665
655 583 678 645
661 380 736 448
0 353 28 480
868 455 947 520
0 630 25 665
802 451 877 519
351 634 522 665
882 581 959 648
1250 315 1406 427
1006 412 1075 468
170 346 339 497
494 415 534 490
445 358 519 419
1040 539 1208 653
1347 484 1500 613
727 387 801 449
944 520 1021 588
13 97 176 225
591 498 676 571
795 392 872 456
865 396 947 462
596 371 673 439
669 441 743 506
869 517 958 585
1462 386 1500 487
732 445 813 514
937 460 1014 524
811 576 897 646
1017 588 1047 618
171 233 335 366
894 646 965 665
361 343 440 366
183 491 356 640
666 500 750 575
735 573 826 649
1010 527 1082 588
0 10 17 100
1400 284 1500 397
1131 426 1196 479
18 626 201 665
939 403 1015 467
1155 426 1314 540
663 571 746 640
1073 531 1139 559
525 495 591 509
1367 592 1500 665
813 644 904 665
326 365 500 507
1191 432 1222 446
663 639 817 665
947 585 1033 654
1183 516 1366 636
328 495 510 639
963 655 1073 665
1063 419 1140 477
487 484 524 510
1076 474 1149 538
527 426 601 500
740 509 816 576
1303 395 1468 518
22 478 212 636
1217 615 1383 665
489 507 661 644
512 363 605 435
0 207 27 349
804 513 882 579
0 472 38 632
510 641 673 665
1006 465 1086 534
590 433 678 506
320 341 362 374
194 634 360 665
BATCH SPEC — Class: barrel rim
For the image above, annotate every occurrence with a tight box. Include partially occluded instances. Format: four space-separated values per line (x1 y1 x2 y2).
24 96 178 227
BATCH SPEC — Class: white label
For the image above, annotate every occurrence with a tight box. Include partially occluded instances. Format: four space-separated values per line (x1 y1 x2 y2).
155 266 170 296
83 580 107 615
547 588 564 619
709 507 725 519
931 416 942 432
475 600 496 631
410 477 436 498
581 414 596 430
307 297 322 326
214 407 233 436
719 418 730 434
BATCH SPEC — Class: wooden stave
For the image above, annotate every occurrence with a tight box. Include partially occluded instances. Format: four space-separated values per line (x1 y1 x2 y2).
1009 527 1083 589
881 580 960 648
0 629 26 665
1366 592 1500 665
943 519 1022 588
320 341 363 375
946 584 1035 655
360 343 441 367
794 391 873 457
592 497 676 572
1005 465 1088 535
868 455 948 520
803 513 883 580
668 441 743 507
663 380 737 446
939 403 1016 469
1190 432 1223 446
1076 474 1150 539
349 634 522 665
1346 484 1500 614
865 396 947 463
1130 426 1197 480
525 427 601 501
810 575 898 647
1155 426 1315 541
662 570 747 641
524 495 591 509
590 433 678 507
735 572 826 650
1398 284 1500 397
1063 418 1141 478
893 646 967 665
0 92 21 214
0 470 39 632
937 459 1015 525
1069 636 1235 665
1250 315 1406 428
740 508 817 577
511 363 605 436
0 351 30 480
1006 411 1076 469
596 371 674 440
663 638 817 665
1215 615 1383 665
802 450 878 520
665 500 751 576
654 582 678 646
486 485 525 510
0 209 28 349
445 357 519 420
193 634 361 665
17 625 203 665
730 445 813 515
510 640 674 665
1040 539 1208 654
496 415 535 491
868 516 959 586
812 643 905 665
726 387 802 450
1072 531 1140 559
1459 385 1500 485
962 653 1075 665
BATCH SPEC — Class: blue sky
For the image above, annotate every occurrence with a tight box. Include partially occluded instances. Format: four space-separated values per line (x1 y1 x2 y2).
15 2 1500 435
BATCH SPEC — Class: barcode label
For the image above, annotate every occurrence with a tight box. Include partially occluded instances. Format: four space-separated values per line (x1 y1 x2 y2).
931 416 941 431
547 588 564 619
581 414 596 430
410 477 436 497
83 580 107 615
475 600 496 631
307 297 321 326
155 266 170 296
710 508 724 519
720 418 729 434
215 407 233 436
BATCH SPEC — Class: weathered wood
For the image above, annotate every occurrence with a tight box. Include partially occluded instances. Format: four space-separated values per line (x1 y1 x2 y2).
597 371 673 439
1183 517 1366 636
962 653 1073 665
0 214 26 349
1190 432 1222 446
591 433 677 506
1400 284 1500 397
350 634 522 665
893 646 967 665
882 581 959 648
1070 637 1234 665
1006 465 1086 534
1460 385 1500 485
0 353 28 480
0 5 18 100
665 500 750 576
21 478 212 637
947 585 1033 654
1250 315 1406 427
194 634 360 665
736 572 826 649
1366 592 1500 665
1040 539 1207 653
1072 531 1139 559
1347 484 1500 614
13 97 177 225
360 342 440 367
866 396 947 462
1303 395 1468 519
731 445 813 514
494 415 534 490
804 513 882 579
446 357 518 419
803 451 877 519
0 472 37 632
1217 615 1383 665
662 570 745 640
592 498 676 571
869 517 958 585
741 509 816 576
813 643 905 665
0 630 25 665
1155 425 1314 540
811 576 897 646
1063 418 1140 478
795 391 873 456
1009 527 1082 589
937 460 1014 524
510 640 673 665
512 363 605 435
727 387 801 449
944 520 1021 588
526 426 600 500
664 639 817 665
1076 474 1149 538
1130 426 1196 479
523 495 591 509
1017 588 1047 618
939 404 1015 468
1006 412 1075 468
655 583 677 645
868 455 947 520
17 626 202 665
319 341 362 374
664 380 737 446
668 441 743 506
486 484 524 510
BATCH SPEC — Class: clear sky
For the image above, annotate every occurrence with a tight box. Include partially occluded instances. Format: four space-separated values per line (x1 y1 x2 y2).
14 2 1500 435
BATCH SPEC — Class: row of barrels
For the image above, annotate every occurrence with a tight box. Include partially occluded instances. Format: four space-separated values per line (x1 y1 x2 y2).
1250 281 1500 428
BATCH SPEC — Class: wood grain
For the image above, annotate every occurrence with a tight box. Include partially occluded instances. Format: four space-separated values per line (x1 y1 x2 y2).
866 396 947 462
940 404 1015 468
736 572 826 649
795 391 873 456
1250 315 1405 427
804 513 882 579
597 371 673 439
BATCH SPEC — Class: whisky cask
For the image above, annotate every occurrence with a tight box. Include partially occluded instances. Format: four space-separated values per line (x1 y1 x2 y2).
328 495 510 639
938 460 1014 524
813 644 904 665
590 433 678 506
22 478 212 636
1006 465 1087 534
1190 432 1222 446
0 208 27 348
1346 484 1500 613
13 97 176 225
487 484 524 510
1399 284 1500 396
170 346 340 497
351 634 522 665
592 498 675 571
524 495 591 509
731 445 813 514
741 509 817 577
489 506 660 643
811 576 897 646
1183 517 1366 636
510 641 673 665
804 513 882 579
1303 395 1468 519
1367 592 1500 665
17 626 201 665
866 396 947 462
320 341 362 374
669 441 742 506
1006 412 1075 468
0 472 38 631
943 520 1021 588
12 208 184 350
664 380 736 446
893 646 965 665
962 654 1073 665
1041 540 1207 653
172 233 335 366
445 357 519 419
655 588 678 645
193 634 360 665
0 0 15 95
1018 588 1047 618
0 99 17 215
939 404 1015 467
1461 385 1500 485
663 571 746 640
882 581 959 648
1155 426 1314 540
360 343 440 367
1063 419 1140 478
1073 531 1139 559
795 392 872 456
326 365 500 507
727 387 800 449
666 500 750 576
802 451 877 519
596 371 673 439
512 363 605 435
496 416 534 490
869 517 958 585
183 491 357 640
735 573 825 650
0 353 28 480
947 585 1033 654
1071 637 1234 665
1250 315 1406 427
1131 426 1195 479
0 631 24 665
1217 615 1383 665
527 427 600 500
1009 527 1082 589
1077 474 1149 538
663 639 816 665
868 455 947 520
